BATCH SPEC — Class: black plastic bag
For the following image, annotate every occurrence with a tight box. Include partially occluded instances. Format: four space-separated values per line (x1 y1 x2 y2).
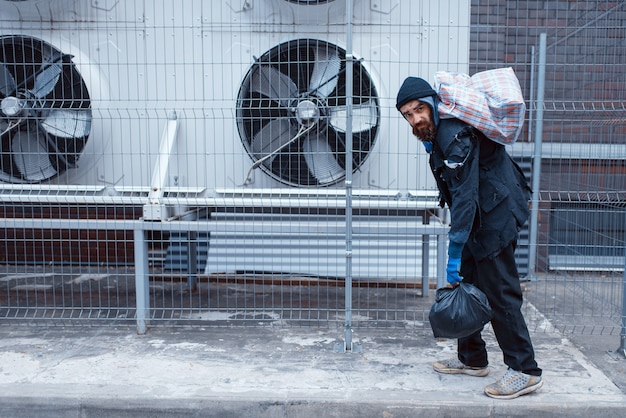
429 282 494 339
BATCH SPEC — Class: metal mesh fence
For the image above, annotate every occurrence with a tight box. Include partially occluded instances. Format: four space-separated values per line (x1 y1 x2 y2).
0 0 624 338
467 1 626 335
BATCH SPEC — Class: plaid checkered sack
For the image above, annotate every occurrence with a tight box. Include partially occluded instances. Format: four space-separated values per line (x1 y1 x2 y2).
435 67 526 145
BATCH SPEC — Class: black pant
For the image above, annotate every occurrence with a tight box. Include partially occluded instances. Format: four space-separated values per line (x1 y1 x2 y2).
458 241 542 376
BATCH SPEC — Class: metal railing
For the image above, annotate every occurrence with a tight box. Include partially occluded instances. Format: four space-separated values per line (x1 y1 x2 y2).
0 1 624 351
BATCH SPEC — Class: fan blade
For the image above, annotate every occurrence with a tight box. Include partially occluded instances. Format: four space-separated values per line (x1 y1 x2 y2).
40 109 91 138
1 63 17 96
11 130 57 181
30 63 62 98
250 65 298 108
329 100 378 134
309 46 341 98
251 119 299 165
303 134 344 184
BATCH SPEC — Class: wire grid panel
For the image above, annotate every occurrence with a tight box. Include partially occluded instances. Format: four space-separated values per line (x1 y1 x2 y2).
0 0 624 335
0 0 455 329
470 0 626 335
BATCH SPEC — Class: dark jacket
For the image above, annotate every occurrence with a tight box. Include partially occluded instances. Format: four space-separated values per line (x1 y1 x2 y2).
429 118 531 260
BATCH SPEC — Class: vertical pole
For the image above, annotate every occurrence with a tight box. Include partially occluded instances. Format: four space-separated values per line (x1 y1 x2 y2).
187 231 198 292
528 46 535 143
619 213 626 357
421 213 430 296
341 0 357 353
143 111 179 221
528 33 546 280
437 209 447 289
134 227 150 334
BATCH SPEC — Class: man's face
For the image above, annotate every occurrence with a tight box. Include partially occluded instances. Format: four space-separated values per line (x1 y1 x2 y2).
399 99 436 142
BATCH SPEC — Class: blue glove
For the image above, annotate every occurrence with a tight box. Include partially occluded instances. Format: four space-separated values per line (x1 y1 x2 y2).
446 257 462 285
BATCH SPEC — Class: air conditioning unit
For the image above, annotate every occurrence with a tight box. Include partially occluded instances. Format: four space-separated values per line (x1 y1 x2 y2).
0 0 154 190
235 37 379 188
1 0 470 279
1 0 470 193
0 35 92 183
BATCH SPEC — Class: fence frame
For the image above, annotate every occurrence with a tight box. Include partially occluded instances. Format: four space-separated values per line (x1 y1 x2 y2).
1 1 625 349
1 206 448 334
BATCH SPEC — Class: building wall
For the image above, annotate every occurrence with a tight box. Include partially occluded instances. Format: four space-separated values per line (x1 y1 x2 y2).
469 0 626 270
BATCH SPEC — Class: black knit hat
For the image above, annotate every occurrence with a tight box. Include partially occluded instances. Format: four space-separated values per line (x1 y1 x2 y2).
396 77 437 111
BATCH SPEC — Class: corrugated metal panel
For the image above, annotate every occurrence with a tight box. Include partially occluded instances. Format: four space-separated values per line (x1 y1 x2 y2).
163 232 210 272
164 212 447 282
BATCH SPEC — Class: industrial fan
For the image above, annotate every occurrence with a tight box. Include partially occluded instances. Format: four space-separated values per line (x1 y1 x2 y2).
236 38 380 188
0 35 91 184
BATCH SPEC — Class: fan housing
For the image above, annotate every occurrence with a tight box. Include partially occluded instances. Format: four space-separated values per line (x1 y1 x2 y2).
236 38 379 188
284 0 335 4
0 35 91 184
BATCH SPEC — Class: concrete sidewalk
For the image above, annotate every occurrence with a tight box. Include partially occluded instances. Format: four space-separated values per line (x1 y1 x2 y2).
1 306 626 418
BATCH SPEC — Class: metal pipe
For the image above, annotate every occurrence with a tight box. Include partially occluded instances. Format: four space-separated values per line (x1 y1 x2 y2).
437 209 447 289
528 33 546 279
342 0 356 353
528 46 535 143
144 110 179 221
619 210 626 357
134 228 150 335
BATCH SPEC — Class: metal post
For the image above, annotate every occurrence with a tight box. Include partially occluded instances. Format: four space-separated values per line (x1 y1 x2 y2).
527 33 546 280
421 212 430 296
143 110 179 221
437 208 447 289
134 227 150 334
528 46 535 143
618 212 626 357
336 0 360 353
187 231 198 292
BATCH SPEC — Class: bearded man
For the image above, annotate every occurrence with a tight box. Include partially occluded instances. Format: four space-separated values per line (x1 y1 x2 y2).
396 76 542 400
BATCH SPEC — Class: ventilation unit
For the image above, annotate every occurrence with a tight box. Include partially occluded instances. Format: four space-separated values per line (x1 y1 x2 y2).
0 0 470 280
285 1 335 4
0 35 91 183
236 38 379 188
1 0 470 195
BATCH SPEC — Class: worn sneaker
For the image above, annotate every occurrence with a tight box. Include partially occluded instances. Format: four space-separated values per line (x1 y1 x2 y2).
484 368 543 399
433 358 490 377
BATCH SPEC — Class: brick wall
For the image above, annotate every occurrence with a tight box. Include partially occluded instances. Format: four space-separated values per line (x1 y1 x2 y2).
469 1 626 271
470 0 626 144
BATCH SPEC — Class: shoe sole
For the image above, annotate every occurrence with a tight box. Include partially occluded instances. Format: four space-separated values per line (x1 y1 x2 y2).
433 363 490 377
484 378 544 400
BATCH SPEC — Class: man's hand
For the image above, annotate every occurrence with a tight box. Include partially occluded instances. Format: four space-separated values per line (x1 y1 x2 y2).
446 257 462 285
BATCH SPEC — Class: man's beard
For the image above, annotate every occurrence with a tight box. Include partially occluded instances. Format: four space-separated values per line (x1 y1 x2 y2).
412 122 437 143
